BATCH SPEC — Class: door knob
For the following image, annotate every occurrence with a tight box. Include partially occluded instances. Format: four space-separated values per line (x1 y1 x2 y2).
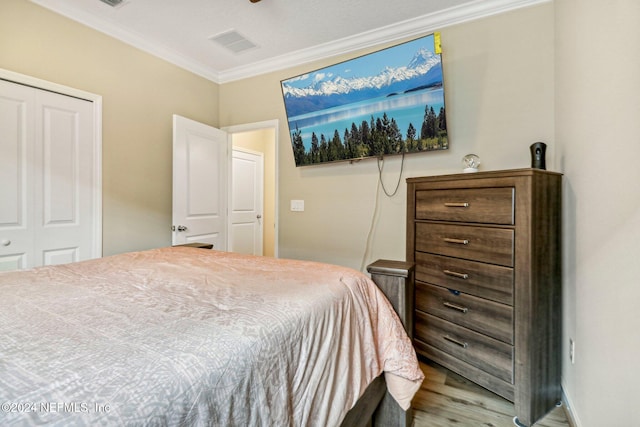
256 214 262 219
1 239 10 247
177 225 187 232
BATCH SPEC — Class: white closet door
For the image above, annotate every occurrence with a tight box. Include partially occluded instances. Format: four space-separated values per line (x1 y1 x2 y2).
34 90 96 266
0 81 34 270
0 80 97 270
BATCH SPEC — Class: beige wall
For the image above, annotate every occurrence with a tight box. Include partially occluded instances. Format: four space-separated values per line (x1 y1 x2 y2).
232 129 277 257
220 4 555 270
555 1 640 426
0 0 220 256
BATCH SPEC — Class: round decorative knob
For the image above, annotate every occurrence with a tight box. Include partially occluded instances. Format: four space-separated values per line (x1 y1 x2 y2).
1 239 10 247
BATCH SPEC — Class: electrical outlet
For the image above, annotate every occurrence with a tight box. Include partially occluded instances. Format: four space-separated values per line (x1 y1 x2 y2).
569 338 575 364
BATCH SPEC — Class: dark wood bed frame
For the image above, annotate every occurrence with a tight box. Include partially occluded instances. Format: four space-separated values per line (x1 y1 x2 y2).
340 260 415 427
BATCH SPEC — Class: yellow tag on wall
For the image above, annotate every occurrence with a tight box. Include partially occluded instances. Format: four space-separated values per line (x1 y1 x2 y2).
434 32 442 54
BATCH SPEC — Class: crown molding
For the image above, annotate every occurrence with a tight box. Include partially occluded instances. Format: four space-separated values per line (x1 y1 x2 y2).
29 0 221 82
30 0 549 85
219 0 550 83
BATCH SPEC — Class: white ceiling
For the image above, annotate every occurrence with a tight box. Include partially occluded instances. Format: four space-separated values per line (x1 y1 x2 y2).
30 0 546 83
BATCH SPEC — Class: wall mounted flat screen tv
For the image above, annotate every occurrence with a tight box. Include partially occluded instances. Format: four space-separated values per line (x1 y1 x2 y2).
281 33 448 167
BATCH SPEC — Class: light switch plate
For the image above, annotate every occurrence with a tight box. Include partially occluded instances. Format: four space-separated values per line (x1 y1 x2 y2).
290 200 305 212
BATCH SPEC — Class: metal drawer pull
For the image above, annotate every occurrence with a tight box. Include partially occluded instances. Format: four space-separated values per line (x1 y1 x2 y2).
443 335 468 348
444 202 469 208
443 301 469 313
444 237 469 245
443 269 469 279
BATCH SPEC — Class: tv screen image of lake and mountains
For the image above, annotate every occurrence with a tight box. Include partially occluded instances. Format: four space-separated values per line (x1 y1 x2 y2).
281 33 448 167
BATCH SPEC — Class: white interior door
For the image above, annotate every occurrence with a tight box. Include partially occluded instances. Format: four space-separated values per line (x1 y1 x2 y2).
172 115 228 250
0 79 98 271
230 148 264 255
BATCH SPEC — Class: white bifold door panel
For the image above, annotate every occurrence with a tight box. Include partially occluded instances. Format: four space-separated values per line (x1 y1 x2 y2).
172 115 229 250
0 80 98 271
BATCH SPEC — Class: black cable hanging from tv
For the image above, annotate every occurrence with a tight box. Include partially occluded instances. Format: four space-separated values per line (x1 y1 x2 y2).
376 151 405 197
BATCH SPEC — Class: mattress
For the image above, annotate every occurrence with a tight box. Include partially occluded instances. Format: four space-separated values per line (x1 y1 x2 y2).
0 247 423 426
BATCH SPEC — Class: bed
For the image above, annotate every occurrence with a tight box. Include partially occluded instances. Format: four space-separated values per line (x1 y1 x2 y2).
0 247 423 426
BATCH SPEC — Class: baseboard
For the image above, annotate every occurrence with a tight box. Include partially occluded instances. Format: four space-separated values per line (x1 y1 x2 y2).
561 384 583 427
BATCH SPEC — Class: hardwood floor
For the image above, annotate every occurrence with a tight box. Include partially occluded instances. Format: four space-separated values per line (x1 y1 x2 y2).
412 359 572 427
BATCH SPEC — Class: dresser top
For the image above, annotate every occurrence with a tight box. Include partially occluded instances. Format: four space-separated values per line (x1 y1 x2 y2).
406 168 562 184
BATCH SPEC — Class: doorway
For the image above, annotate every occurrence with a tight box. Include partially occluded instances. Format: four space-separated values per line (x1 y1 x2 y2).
224 120 278 258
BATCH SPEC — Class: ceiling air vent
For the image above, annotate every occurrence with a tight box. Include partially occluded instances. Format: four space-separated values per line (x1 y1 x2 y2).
209 30 258 54
99 0 126 7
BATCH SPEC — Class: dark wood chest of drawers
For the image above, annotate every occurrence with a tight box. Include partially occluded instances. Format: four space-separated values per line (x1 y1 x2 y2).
406 169 562 427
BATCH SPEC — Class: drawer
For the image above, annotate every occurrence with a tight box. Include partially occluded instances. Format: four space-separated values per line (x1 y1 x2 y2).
415 252 513 305
416 223 514 267
416 282 513 344
416 187 514 225
415 312 513 383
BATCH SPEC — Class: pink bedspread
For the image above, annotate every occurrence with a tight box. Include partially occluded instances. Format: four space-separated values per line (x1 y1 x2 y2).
0 247 423 426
